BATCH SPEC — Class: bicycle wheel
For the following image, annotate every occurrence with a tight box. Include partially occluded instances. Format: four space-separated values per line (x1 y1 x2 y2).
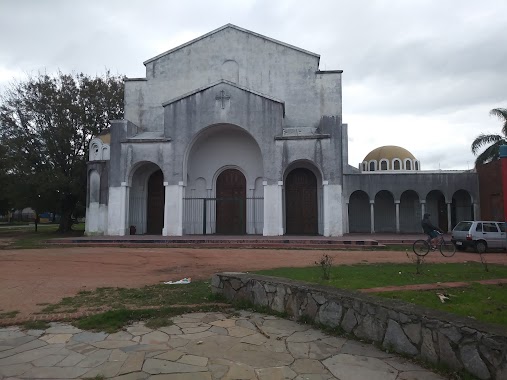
440 240 456 257
413 240 430 256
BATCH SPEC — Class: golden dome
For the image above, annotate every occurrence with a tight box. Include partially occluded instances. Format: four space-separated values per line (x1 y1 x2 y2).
363 145 416 162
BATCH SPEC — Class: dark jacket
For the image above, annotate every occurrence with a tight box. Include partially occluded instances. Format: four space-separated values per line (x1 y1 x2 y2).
421 213 440 234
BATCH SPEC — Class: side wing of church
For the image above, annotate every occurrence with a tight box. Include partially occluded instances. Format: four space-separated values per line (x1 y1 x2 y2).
86 24 346 236
86 24 479 237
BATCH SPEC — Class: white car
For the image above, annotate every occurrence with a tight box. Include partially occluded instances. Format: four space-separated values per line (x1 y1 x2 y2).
451 221 506 253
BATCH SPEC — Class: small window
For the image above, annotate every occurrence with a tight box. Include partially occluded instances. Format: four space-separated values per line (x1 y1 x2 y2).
475 223 483 232
362 163 366 171
415 161 419 170
381 161 388 170
483 223 499 232
406 160 412 170
369 161 375 171
498 223 506 232
393 160 400 170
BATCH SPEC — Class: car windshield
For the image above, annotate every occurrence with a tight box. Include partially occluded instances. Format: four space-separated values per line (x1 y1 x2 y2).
454 222 473 232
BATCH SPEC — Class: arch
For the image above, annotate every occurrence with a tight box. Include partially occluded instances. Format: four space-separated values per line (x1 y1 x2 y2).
285 167 318 235
216 169 246 234
348 190 370 233
451 189 473 228
89 170 100 204
183 123 264 186
426 190 448 232
369 160 377 171
374 190 396 232
393 159 401 170
404 159 412 171
128 162 163 235
415 161 420 171
400 190 420 232
380 159 388 170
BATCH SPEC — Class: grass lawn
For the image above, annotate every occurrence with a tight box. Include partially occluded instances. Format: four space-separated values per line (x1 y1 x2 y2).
0 223 84 249
257 263 507 327
256 262 507 290
377 283 507 327
37 281 228 332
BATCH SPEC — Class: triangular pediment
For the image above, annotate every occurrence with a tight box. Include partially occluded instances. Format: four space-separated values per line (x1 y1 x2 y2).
162 80 285 116
144 24 319 65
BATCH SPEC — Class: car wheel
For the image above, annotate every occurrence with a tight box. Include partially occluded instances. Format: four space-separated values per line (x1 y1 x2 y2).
475 241 487 254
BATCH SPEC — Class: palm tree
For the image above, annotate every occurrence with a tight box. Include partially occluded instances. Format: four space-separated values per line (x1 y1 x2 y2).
471 108 507 165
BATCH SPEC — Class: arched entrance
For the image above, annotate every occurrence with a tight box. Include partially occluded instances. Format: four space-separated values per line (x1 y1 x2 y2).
348 190 370 233
374 190 396 232
452 190 473 228
400 190 420 233
147 169 165 234
216 169 246 234
426 190 447 231
285 168 318 235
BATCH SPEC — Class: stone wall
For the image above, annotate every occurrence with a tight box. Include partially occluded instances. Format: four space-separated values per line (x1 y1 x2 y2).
212 272 507 380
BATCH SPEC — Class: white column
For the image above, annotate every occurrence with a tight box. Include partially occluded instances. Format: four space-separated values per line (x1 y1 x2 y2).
344 201 350 234
162 181 184 236
263 181 283 236
420 200 426 218
107 183 129 236
322 181 343 237
370 200 375 233
395 200 400 233
473 202 479 221
447 202 452 232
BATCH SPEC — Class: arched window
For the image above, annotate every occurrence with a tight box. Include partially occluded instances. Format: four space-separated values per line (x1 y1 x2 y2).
393 160 401 170
415 161 419 170
362 163 366 171
369 161 376 171
405 160 412 170
380 160 388 170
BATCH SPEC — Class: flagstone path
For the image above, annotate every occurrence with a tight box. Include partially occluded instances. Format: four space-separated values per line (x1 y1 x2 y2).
0 311 446 380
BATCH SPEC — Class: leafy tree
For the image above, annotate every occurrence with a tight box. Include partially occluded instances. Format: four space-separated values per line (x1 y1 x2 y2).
0 71 124 232
471 108 507 165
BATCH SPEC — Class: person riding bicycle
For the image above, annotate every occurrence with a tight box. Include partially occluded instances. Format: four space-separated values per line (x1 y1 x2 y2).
421 213 443 250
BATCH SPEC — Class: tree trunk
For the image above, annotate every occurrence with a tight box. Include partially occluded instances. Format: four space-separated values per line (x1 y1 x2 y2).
57 194 77 233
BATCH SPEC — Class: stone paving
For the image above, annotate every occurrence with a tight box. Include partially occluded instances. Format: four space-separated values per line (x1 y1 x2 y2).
0 311 446 380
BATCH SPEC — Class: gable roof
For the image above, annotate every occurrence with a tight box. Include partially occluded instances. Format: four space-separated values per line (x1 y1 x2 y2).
144 24 320 65
162 79 285 116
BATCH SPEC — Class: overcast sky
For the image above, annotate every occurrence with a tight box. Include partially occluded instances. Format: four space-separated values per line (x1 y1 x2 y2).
1 0 506 170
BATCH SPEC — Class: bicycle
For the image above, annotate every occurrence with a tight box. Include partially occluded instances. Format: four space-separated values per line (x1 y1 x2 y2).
412 232 456 257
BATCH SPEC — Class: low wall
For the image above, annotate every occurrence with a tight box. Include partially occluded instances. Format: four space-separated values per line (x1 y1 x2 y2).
212 272 507 380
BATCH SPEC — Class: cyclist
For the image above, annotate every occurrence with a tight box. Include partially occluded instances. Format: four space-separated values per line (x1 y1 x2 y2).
421 213 443 250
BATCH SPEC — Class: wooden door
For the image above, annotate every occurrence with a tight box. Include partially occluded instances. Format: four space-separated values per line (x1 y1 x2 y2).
216 169 246 234
285 168 318 235
147 170 164 234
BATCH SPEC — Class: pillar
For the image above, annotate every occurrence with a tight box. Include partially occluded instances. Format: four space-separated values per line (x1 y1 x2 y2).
322 181 343 237
395 200 400 233
447 202 452 233
501 145 507 221
263 181 283 236
162 181 184 236
420 200 426 218
107 183 129 236
370 200 375 233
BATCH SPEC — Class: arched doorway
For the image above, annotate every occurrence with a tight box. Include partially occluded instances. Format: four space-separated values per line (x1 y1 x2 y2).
348 190 370 233
216 169 246 234
374 190 396 232
147 169 165 234
426 190 447 231
400 190 420 232
452 190 473 228
285 168 318 235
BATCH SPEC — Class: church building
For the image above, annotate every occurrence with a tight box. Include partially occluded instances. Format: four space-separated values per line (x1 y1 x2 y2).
86 24 478 237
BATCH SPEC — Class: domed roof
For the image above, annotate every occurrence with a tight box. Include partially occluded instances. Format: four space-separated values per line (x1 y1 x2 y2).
363 145 416 162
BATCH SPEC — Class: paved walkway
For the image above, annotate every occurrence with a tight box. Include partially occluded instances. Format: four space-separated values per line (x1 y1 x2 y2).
0 311 444 380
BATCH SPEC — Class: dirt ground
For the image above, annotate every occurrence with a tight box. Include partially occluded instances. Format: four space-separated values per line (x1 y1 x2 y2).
1 247 507 319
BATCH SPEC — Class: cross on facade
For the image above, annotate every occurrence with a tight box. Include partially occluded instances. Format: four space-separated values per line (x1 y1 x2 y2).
215 90 230 109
